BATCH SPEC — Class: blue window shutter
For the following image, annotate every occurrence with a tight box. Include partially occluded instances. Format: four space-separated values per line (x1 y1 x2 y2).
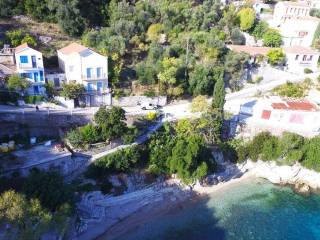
39 71 44 81
97 82 102 91
20 56 28 63
97 67 102 78
34 72 38 82
86 68 92 78
27 73 32 79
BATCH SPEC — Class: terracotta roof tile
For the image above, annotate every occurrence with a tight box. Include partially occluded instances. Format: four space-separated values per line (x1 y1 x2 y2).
283 46 319 55
58 42 88 55
15 43 29 53
272 100 318 111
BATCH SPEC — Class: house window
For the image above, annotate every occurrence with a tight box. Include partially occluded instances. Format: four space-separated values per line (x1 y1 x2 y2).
97 67 102 78
87 83 94 91
34 72 39 82
69 65 74 72
97 82 103 92
54 78 60 87
87 68 92 78
295 55 299 60
20 56 28 64
39 71 44 81
302 55 307 61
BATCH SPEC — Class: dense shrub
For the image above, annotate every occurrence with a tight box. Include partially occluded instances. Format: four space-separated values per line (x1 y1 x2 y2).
191 95 209 113
261 135 282 161
66 129 84 148
273 82 307 98
0 91 19 104
23 170 74 212
121 126 139 144
302 137 320 171
86 146 142 180
24 95 44 104
247 132 271 161
304 68 313 74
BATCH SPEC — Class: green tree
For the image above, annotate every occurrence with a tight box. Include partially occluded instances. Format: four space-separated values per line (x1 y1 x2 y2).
237 8 256 31
25 0 56 22
23 170 74 212
7 74 30 92
21 33 37 47
0 0 24 18
212 72 225 111
147 23 163 42
168 134 212 184
263 29 282 47
158 57 182 86
60 82 85 100
56 0 86 36
230 27 245 45
0 190 52 239
267 49 285 66
5 30 23 47
252 20 269 39
188 65 223 96
148 126 174 175
198 108 224 144
94 106 127 140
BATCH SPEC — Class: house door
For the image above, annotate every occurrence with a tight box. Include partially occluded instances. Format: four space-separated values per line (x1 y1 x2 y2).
31 56 37 68
34 72 39 82
33 86 39 95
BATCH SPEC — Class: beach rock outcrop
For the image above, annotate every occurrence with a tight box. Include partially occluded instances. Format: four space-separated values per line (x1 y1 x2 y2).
238 160 320 191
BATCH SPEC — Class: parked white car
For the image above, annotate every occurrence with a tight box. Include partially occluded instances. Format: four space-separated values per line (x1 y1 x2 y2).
141 103 159 110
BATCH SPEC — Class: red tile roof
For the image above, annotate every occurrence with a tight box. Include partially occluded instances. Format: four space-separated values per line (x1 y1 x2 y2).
227 45 271 56
271 100 318 111
58 42 88 55
283 46 319 55
15 43 29 53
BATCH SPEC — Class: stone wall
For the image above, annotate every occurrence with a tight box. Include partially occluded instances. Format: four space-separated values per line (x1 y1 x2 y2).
0 112 92 139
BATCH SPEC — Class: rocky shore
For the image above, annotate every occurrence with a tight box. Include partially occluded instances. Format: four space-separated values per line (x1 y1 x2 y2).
237 160 320 194
72 160 320 240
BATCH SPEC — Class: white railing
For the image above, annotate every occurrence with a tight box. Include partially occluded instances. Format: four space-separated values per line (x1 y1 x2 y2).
18 63 43 70
81 73 107 80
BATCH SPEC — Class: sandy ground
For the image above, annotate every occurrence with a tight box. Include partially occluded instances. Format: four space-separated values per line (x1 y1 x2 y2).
92 172 256 240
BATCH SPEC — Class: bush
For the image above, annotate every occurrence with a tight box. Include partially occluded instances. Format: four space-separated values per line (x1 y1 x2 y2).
86 146 142 180
0 91 19 104
66 129 84 148
301 137 320 171
79 124 101 144
191 95 209 113
304 68 313 74
121 126 139 144
273 82 306 98
261 136 282 161
24 95 44 104
284 149 304 165
247 132 271 161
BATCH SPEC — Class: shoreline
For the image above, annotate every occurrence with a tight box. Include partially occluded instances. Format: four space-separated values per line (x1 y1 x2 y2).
75 172 256 240
74 160 320 240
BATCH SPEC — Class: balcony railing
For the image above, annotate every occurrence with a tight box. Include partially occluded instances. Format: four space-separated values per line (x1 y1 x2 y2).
19 63 43 70
81 73 107 80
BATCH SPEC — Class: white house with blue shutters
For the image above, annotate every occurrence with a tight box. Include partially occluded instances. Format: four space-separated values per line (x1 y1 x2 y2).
14 43 46 95
57 42 110 106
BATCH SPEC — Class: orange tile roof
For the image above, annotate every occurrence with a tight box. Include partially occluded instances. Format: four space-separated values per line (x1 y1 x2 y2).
272 100 318 111
283 46 319 55
272 103 288 110
58 42 88 55
227 45 271 56
15 43 29 53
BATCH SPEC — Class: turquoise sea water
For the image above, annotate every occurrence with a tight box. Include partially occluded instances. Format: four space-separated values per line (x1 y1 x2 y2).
117 178 320 240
